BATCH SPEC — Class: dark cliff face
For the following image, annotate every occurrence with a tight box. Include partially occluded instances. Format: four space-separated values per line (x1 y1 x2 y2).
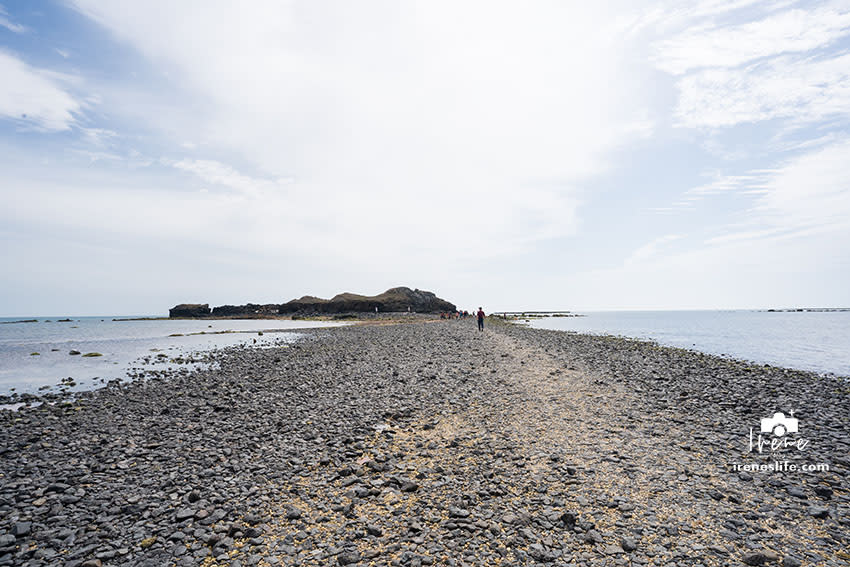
168 304 211 318
279 287 456 314
211 304 281 316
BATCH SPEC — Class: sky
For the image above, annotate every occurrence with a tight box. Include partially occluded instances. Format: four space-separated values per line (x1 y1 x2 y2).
1 0 850 316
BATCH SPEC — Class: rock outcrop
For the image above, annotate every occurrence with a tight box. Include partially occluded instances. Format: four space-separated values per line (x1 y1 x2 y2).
168 287 456 318
211 304 281 317
168 304 211 318
279 287 456 314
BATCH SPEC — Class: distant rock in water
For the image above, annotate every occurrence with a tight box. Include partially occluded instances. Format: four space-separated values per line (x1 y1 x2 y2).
169 304 211 318
168 287 455 318
279 287 456 314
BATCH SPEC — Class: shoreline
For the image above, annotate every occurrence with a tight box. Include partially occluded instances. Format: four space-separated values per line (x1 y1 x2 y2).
2 313 847 405
1 320 847 566
516 322 850 380
3 311 847 380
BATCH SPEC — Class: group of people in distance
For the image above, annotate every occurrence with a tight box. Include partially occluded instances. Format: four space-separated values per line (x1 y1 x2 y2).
440 311 466 319
440 307 487 331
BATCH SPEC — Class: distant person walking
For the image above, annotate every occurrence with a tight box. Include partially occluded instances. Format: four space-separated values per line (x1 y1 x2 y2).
477 307 485 331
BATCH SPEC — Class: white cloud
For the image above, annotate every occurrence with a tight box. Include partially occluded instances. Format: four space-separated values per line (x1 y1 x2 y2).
557 224 850 310
72 149 122 163
674 52 850 128
751 138 850 233
2 1 848 313
0 51 81 131
170 158 290 196
615 0 770 39
610 139 850 309
67 0 653 265
654 4 850 75
646 2 850 131
625 234 682 266
686 172 771 197
549 139 850 309
80 127 118 146
648 171 772 214
0 5 26 33
678 139 850 244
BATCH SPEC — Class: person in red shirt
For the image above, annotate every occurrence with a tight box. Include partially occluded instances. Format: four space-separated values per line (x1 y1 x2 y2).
477 307 485 331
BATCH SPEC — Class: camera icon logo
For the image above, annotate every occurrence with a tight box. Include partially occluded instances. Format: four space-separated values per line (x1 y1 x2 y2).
760 410 798 437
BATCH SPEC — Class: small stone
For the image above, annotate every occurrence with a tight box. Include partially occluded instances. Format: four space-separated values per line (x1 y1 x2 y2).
621 537 637 552
559 511 577 527
338 551 361 565
400 481 419 493
366 524 383 537
11 522 31 537
742 552 767 566
175 508 195 521
140 536 157 549
807 506 829 519
81 560 102 567
604 544 624 555
786 486 806 499
285 508 302 520
813 485 833 499
244 527 261 539
781 556 802 567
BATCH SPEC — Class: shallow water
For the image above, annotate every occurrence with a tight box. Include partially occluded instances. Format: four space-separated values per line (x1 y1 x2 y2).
524 310 850 377
0 316 346 394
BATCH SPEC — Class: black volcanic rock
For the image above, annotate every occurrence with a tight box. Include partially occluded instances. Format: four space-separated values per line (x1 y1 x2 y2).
212 303 281 317
279 287 455 314
169 304 211 318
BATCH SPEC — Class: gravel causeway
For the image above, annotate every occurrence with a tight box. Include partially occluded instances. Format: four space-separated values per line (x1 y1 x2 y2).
1 319 847 566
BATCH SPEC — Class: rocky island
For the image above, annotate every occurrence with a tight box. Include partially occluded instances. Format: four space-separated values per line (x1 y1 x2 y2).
169 287 456 318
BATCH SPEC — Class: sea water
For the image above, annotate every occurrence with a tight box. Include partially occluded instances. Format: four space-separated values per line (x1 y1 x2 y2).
523 310 850 377
0 316 346 395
